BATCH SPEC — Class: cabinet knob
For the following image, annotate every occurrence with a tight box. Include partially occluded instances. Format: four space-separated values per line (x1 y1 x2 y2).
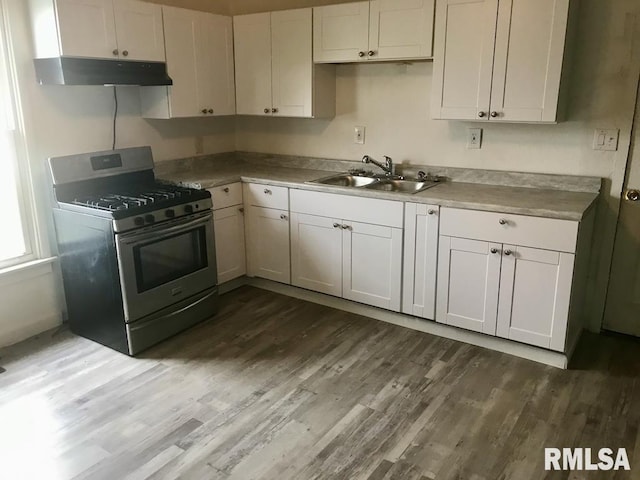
112 49 119 56
239 207 244 213
333 223 340 228
223 187 230 193
208 109 214 114
504 249 513 256
280 214 288 220
122 50 129 57
428 209 436 215
272 108 278 114
368 50 376 57
264 108 270 114
490 111 499 118
202 108 208 114
264 189 272 195
626 189 640 202
491 248 499 254
499 218 508 225
358 51 365 57
478 111 486 118
341 224 351 230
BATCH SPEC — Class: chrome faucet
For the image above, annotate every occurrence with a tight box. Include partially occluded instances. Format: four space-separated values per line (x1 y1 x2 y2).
362 155 395 176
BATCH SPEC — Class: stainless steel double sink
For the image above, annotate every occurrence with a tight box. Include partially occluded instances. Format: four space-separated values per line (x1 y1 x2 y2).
308 173 441 194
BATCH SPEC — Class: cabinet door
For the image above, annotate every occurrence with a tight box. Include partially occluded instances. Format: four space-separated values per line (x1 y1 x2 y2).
234 13 273 116
489 0 569 122
290 213 343 297
313 2 370 63
271 9 313 117
343 221 402 311
159 6 200 118
369 0 435 60
436 236 501 334
246 206 291 284
113 0 165 62
213 205 246 284
402 204 439 319
431 0 498 120
497 246 574 351
55 0 118 59
199 14 236 116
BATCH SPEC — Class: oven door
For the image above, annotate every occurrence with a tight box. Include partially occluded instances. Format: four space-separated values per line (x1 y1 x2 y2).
115 211 217 322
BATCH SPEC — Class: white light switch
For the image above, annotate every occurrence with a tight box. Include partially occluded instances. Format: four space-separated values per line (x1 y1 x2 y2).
354 126 365 145
593 129 619 151
467 128 482 149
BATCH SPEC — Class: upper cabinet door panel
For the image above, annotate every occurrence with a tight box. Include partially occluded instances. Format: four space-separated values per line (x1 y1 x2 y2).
200 14 236 115
162 6 200 117
313 2 370 63
56 0 118 58
490 0 569 122
234 13 273 115
113 0 165 62
431 0 498 120
271 8 313 117
369 0 435 60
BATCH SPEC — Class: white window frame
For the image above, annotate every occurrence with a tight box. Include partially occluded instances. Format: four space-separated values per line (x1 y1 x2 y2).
0 0 40 270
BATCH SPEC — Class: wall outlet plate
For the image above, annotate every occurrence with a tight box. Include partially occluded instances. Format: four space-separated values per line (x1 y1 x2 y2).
354 126 366 145
467 128 482 149
593 129 619 151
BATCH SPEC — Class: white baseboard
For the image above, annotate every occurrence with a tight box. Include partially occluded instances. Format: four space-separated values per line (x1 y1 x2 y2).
243 277 570 369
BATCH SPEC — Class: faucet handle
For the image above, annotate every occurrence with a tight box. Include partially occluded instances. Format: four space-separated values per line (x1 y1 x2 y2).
362 154 371 163
417 170 427 180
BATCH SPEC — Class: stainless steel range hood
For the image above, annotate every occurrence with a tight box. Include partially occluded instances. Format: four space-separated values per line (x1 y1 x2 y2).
34 57 173 86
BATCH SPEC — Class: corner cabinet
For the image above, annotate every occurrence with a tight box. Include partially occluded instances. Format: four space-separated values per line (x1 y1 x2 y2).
29 0 165 61
209 183 246 285
431 0 572 123
313 0 435 63
234 9 336 118
290 190 403 311
140 7 236 118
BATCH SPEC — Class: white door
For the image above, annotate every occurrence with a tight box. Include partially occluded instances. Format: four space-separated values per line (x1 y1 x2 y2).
271 8 313 117
604 74 640 336
246 206 291 284
343 221 402 311
402 204 439 319
497 246 574 351
436 236 501 334
199 13 236 116
55 0 118 59
431 0 498 120
369 0 435 61
313 2 370 63
113 0 165 62
161 7 200 117
290 213 343 297
489 0 569 122
213 206 246 284
234 13 273 116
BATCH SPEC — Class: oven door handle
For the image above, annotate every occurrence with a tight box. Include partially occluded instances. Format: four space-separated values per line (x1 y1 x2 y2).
119 213 212 246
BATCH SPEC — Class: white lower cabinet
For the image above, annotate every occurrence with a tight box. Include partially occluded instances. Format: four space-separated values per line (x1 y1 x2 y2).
402 203 440 319
209 184 246 285
245 206 291 284
290 190 403 311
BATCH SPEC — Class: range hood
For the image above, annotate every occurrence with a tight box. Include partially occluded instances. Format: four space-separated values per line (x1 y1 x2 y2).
33 57 173 87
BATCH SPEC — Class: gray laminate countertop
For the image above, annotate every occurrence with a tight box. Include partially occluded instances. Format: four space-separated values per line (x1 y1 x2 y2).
159 163 599 221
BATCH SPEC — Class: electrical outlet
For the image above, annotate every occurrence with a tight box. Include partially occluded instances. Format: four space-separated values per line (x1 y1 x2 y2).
467 128 482 149
354 126 366 145
593 129 619 151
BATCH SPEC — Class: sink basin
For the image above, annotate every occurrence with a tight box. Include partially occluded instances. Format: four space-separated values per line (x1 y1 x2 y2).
364 179 437 194
310 173 379 188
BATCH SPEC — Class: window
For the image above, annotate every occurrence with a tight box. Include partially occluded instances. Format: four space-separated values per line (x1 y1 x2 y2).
0 2 35 268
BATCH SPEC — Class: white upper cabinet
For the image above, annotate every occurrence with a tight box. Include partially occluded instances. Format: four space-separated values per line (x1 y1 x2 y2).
313 0 435 63
140 7 235 118
234 8 336 118
431 0 571 123
29 0 164 61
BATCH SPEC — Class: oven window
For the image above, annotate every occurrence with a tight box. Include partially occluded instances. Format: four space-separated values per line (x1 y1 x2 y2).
133 227 208 293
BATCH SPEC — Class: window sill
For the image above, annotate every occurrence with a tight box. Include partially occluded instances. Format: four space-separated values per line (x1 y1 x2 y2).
0 257 57 286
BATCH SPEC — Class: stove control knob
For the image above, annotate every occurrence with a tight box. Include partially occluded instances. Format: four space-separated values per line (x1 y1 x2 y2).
145 214 155 224
165 209 175 218
184 205 194 214
134 217 144 226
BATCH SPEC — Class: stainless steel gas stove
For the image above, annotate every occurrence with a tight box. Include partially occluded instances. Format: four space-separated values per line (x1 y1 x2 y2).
49 146 218 355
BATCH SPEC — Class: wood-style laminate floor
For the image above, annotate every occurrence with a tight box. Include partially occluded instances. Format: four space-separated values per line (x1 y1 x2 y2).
0 286 639 480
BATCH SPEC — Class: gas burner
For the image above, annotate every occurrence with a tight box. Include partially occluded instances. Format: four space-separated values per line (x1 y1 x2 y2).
72 184 196 213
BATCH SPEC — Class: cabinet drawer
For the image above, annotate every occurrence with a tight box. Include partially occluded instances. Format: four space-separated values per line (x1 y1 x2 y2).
244 183 289 210
440 208 578 253
209 183 243 210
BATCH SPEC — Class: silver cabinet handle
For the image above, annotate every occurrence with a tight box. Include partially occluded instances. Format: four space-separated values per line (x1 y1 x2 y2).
341 224 352 230
333 223 340 228
264 108 270 114
428 209 436 215
368 50 376 57
122 50 129 57
499 219 508 225
358 51 365 57
490 111 499 118
239 207 244 213
264 189 272 195
626 189 639 202
272 108 278 113
478 111 486 118
112 49 119 56
202 108 208 114
208 109 214 114
223 187 230 193
504 249 513 256
491 248 499 254
280 214 288 220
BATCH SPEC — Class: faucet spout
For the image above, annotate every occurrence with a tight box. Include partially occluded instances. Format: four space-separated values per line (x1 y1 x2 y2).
362 154 394 176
